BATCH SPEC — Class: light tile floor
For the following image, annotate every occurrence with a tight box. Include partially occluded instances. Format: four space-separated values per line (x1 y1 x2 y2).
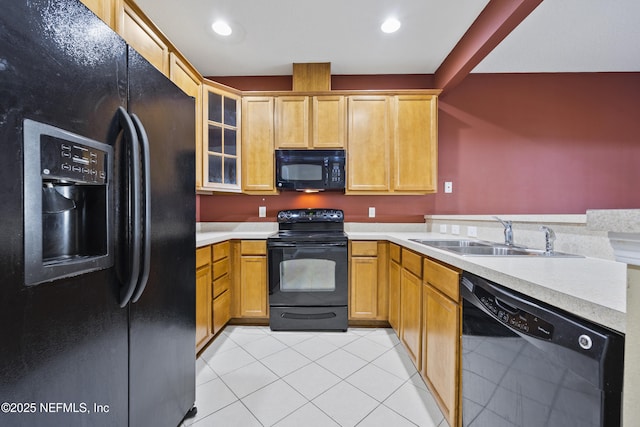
184 325 447 427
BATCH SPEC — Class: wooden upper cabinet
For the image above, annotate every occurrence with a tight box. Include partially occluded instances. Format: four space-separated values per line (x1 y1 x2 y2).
313 96 345 148
275 95 345 149
392 95 438 193
170 53 201 98
203 84 241 192
81 0 115 27
275 96 309 148
117 1 169 75
346 96 390 192
169 54 203 189
242 97 276 193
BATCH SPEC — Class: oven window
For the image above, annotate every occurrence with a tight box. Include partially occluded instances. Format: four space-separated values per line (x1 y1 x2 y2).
281 164 322 181
280 259 335 292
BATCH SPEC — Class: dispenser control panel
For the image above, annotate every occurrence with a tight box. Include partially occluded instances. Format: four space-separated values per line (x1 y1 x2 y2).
40 135 108 184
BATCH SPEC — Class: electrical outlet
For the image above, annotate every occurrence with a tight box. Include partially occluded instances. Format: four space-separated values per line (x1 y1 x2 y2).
451 224 460 235
444 181 453 193
258 206 266 217
467 226 478 237
368 207 376 218
439 224 447 233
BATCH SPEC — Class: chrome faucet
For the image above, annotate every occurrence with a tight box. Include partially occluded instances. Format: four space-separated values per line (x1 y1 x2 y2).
493 216 514 246
540 226 556 255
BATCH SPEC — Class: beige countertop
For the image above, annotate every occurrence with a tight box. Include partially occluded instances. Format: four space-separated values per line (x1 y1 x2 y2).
196 225 626 333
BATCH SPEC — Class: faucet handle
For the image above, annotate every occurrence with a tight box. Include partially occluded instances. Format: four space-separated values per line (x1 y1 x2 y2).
494 216 514 245
493 216 512 227
540 226 556 254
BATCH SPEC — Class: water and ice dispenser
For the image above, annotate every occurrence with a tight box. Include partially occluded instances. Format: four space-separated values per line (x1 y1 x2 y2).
24 119 113 285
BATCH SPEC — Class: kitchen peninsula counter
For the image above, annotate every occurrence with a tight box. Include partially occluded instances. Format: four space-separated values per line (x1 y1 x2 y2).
196 223 626 333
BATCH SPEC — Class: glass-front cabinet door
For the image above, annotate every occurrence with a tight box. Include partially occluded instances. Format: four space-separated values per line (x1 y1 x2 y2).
202 83 241 192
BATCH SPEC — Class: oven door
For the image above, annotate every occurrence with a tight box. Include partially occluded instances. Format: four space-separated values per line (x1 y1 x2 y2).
268 240 348 307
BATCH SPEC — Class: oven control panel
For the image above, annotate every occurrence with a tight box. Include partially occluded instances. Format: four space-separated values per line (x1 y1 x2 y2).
277 209 344 223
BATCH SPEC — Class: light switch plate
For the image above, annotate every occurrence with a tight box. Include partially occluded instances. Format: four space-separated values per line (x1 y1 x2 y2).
451 224 460 235
259 206 266 217
467 226 478 237
368 207 376 218
439 224 447 233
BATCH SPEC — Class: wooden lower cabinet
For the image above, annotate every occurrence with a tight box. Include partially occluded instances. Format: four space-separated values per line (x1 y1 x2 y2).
400 267 422 368
421 258 461 427
238 240 268 318
349 241 388 321
212 288 231 334
212 242 231 334
388 261 401 331
195 246 212 352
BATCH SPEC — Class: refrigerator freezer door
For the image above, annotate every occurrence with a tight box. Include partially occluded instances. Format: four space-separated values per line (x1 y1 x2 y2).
126 48 196 427
0 1 129 426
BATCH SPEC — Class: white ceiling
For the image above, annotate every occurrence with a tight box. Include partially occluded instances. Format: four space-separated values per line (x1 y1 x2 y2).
136 0 640 77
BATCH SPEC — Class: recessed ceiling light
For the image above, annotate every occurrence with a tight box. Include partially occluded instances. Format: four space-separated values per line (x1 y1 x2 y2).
212 20 232 36
381 17 401 34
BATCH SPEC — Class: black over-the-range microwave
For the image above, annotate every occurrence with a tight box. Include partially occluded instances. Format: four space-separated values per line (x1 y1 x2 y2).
275 149 346 191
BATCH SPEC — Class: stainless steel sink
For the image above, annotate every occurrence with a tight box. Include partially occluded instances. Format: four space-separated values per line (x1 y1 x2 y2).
409 239 492 248
409 239 582 258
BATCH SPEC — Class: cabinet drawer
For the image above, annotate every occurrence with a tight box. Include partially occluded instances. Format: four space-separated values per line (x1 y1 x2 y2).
213 273 230 299
423 258 460 301
196 245 211 268
213 241 230 262
402 248 422 278
240 240 267 255
212 258 230 280
389 243 401 263
351 241 378 256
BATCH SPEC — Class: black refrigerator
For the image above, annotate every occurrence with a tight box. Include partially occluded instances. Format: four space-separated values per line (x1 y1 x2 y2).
0 1 196 426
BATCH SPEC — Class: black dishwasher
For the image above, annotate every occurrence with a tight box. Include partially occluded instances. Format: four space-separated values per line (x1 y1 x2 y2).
461 272 624 427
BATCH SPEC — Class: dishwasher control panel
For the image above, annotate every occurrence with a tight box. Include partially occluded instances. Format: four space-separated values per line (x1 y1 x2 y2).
476 286 554 340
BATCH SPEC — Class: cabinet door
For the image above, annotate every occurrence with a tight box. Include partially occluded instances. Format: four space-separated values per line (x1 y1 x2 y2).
392 95 437 193
117 1 169 75
388 260 401 332
212 290 231 335
239 256 268 317
275 96 309 148
242 97 276 193
400 269 422 368
81 0 114 27
204 86 241 191
195 265 211 351
422 286 459 427
313 96 345 148
169 53 203 190
349 256 378 319
347 96 390 192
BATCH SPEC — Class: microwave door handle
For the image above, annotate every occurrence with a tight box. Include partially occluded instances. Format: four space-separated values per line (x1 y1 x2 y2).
117 107 142 308
129 114 151 304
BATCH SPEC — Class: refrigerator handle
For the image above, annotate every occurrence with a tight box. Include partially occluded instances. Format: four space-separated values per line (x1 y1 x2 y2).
130 114 151 303
117 107 142 308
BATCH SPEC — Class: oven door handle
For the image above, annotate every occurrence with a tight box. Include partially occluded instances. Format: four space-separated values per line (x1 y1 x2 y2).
267 241 347 248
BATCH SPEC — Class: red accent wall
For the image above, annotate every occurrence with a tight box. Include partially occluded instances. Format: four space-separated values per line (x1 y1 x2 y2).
434 73 640 214
197 72 640 222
